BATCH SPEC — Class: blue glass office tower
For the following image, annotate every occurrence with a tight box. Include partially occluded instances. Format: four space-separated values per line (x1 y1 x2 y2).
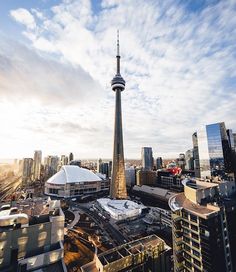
194 122 232 178
141 147 153 170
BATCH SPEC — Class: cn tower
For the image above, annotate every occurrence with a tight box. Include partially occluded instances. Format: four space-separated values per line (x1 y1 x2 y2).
110 31 127 199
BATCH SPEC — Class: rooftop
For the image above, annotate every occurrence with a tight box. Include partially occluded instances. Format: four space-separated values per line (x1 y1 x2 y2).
98 235 164 265
97 198 144 220
182 179 219 190
0 198 61 230
169 192 219 219
0 197 59 217
133 185 176 200
46 165 102 185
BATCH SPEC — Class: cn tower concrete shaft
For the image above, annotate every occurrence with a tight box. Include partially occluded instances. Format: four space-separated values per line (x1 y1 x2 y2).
110 89 127 199
110 31 127 199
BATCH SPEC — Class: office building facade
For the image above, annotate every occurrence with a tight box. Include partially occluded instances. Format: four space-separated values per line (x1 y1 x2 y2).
141 147 153 170
193 122 233 178
156 157 163 170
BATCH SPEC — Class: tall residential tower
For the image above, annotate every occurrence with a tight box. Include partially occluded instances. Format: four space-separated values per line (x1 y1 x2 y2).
110 31 127 199
169 178 236 272
33 150 42 181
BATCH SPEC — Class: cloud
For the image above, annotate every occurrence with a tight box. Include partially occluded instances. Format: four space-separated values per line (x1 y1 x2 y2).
10 8 36 30
0 35 103 106
3 0 236 159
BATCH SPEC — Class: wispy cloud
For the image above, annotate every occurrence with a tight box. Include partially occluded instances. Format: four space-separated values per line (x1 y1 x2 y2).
0 0 235 158
10 8 36 30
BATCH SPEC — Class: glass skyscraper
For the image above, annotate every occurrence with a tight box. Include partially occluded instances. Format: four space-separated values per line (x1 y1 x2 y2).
194 122 232 178
141 147 153 170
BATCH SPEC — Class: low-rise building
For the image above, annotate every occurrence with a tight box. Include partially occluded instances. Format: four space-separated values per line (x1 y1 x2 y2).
96 198 144 221
133 185 176 204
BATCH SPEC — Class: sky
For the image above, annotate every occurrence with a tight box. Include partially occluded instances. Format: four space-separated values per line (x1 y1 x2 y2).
0 0 236 160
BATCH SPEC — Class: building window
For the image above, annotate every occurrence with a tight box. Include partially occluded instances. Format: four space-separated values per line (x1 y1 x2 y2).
191 224 198 232
49 188 58 195
185 260 192 269
193 258 201 267
183 237 190 244
192 241 199 249
183 221 189 228
192 249 200 258
190 214 198 223
192 233 199 240
184 244 191 252
182 211 188 219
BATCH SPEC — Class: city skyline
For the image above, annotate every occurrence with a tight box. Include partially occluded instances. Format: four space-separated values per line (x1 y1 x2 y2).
0 0 236 159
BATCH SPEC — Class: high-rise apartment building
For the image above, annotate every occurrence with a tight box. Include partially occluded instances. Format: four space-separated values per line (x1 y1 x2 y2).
33 150 42 181
193 122 233 178
97 158 102 172
169 178 236 272
141 147 153 170
110 32 127 199
44 156 59 178
22 158 33 184
61 155 68 166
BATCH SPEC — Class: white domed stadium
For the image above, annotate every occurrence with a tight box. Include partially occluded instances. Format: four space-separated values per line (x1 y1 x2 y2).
44 165 109 198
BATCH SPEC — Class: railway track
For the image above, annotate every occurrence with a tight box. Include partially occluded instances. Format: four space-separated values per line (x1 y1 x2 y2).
0 176 22 202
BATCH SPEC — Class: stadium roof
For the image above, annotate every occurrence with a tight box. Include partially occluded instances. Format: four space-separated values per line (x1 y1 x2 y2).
46 165 101 185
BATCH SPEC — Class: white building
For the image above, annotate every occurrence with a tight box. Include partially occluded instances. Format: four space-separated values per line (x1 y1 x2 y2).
96 198 144 221
45 165 109 198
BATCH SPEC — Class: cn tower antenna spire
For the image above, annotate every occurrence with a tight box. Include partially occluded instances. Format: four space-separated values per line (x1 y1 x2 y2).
117 29 120 56
116 29 120 75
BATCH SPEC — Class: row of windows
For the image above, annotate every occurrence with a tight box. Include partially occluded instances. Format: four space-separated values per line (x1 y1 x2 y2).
49 188 59 194
71 188 97 195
